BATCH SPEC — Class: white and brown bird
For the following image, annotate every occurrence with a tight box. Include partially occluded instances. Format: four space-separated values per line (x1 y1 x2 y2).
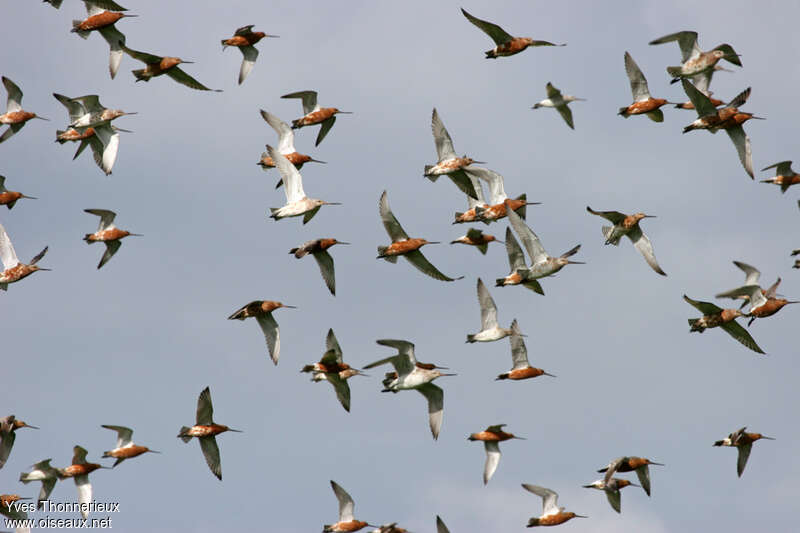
468 424 525 484
289 238 349 296
71 0 137 79
597 456 664 497
300 329 366 412
228 300 296 365
323 481 376 532
221 25 278 85
0 415 38 469
122 44 221 91
83 209 141 269
177 387 242 480
424 108 481 199
56 446 108 519
1 76 48 144
0 222 49 291
532 82 585 130
281 90 351 146
460 8 564 59
586 206 666 275
101 425 159 467
378 191 463 282
268 145 340 223
618 51 675 122
713 426 774 477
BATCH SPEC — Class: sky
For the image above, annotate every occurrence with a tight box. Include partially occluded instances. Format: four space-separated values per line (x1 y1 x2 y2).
1 0 799 531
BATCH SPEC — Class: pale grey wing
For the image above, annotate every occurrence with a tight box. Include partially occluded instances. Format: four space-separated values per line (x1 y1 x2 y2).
417 383 443 440
84 208 116 231
119 44 161 64
691 71 712 95
683 294 723 315
476 278 499 330
166 67 218 91
720 320 766 354
199 436 222 480
238 45 258 85
628 226 666 276
260 110 295 153
764 277 781 299
605 488 622 513
98 25 126 79
545 82 562 100
375 339 416 370
624 51 651 101
447 169 479 200
53 93 86 122
325 328 343 360
734 261 761 286
313 250 336 295
330 480 355 522
509 332 530 370
0 432 15 468
302 205 321 225
74 475 92 518
681 79 717 117
327 373 351 412
649 31 699 62
483 441 501 484
75 95 102 113
521 484 559 516
761 160 794 177
556 104 574 129
404 250 460 282
720 285 765 309
97 240 121 269
0 176 6 192
72 445 89 465
39 478 57 507
196 386 214 425
2 77 23 113
505 228 527 270
363 355 403 372
431 108 456 161
602 457 626 484
506 204 546 263
93 122 119 175
461 8 512 45
463 174 486 207
0 222 19 269
256 313 280 365
726 125 753 179
101 425 133 448
74 138 91 160
282 90 318 115
379 191 409 241
0 123 24 143
635 466 652 496
467 166 506 204
586 206 626 225
436 516 451 533
267 145 306 203
88 136 109 174
736 442 753 477
315 116 336 147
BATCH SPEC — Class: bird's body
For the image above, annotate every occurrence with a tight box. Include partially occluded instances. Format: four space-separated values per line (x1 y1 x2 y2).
684 295 765 354
228 300 295 365
101 425 158 467
460 8 564 59
122 44 220 91
282 90 350 146
83 209 140 269
424 108 482 199
0 416 38 469
649 30 740 83
597 456 663 497
0 223 49 290
301 329 365 412
618 52 672 122
289 238 348 295
258 110 324 185
364 339 454 439
532 83 585 129
468 424 524 484
467 278 515 343
450 228 500 255
19 458 59 509
714 426 773 477
323 481 374 532
56 446 106 519
378 191 462 282
582 478 638 513
268 145 338 223
761 161 800 193
221 25 277 84
0 176 36 210
586 206 665 275
0 77 48 144
177 387 241 480
71 1 136 79
496 320 555 381
522 484 586 527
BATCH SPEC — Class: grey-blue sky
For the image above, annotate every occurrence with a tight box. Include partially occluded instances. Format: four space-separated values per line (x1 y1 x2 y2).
1 0 798 531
